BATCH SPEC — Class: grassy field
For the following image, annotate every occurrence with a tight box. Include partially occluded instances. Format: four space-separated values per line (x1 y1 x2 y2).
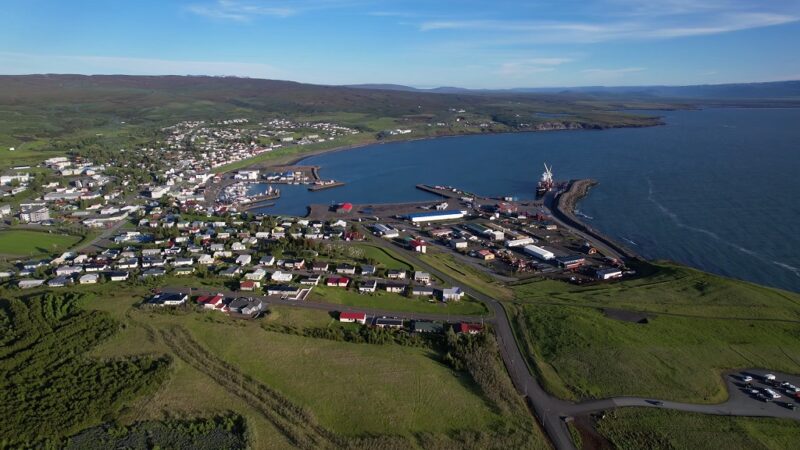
420 252 514 301
309 285 489 316
510 262 800 402
596 408 800 450
351 243 415 271
71 285 534 448
0 229 83 256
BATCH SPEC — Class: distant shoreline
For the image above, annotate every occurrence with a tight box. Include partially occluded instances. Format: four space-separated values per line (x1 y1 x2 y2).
233 117 666 170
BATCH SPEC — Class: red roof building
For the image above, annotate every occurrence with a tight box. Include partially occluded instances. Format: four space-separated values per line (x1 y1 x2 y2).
240 280 259 291
337 202 353 213
339 311 367 324
196 293 225 309
409 238 428 253
326 277 350 287
458 322 484 335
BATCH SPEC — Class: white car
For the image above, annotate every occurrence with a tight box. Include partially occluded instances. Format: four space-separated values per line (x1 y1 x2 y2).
742 375 753 383
764 373 777 382
764 388 781 399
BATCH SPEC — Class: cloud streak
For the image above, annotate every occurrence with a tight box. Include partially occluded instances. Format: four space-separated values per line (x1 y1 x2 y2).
187 0 367 21
419 11 799 43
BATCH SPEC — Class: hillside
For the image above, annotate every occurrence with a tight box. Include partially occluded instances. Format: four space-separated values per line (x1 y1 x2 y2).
0 74 670 170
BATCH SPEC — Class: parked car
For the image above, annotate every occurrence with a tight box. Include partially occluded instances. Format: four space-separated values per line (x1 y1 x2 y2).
785 402 796 410
742 375 753 383
764 388 782 399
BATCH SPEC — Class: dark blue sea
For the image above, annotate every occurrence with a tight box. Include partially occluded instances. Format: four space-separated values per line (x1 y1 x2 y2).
256 108 800 292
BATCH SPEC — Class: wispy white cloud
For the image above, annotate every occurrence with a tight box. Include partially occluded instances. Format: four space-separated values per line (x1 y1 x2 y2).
419 9 799 43
497 57 573 77
187 0 366 21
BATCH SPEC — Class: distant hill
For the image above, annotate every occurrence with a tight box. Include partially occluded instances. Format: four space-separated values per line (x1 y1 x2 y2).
345 80 800 99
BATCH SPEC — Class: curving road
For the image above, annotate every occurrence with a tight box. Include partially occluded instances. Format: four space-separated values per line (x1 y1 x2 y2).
165 234 800 450
363 237 800 449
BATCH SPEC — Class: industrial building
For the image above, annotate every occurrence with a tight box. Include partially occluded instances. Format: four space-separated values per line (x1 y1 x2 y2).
523 244 555 261
406 210 466 223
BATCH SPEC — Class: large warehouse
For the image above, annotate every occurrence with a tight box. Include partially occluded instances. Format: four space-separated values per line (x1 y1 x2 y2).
523 244 555 261
406 210 467 223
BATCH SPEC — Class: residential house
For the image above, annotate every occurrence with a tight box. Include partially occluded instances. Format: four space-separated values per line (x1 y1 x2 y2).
413 271 431 285
383 281 406 294
410 286 435 297
339 311 367 324
387 269 406 280
240 280 260 291
266 285 302 298
441 287 465 302
108 271 129 282
18 279 45 289
48 276 71 287
311 261 329 272
300 275 321 286
326 277 350 288
375 317 403 329
235 254 252 265
335 263 356 275
79 273 99 284
271 271 293 282
174 266 194 276
149 292 188 306
413 320 443 333
245 268 267 281
458 322 484 335
358 279 377 293
196 293 226 310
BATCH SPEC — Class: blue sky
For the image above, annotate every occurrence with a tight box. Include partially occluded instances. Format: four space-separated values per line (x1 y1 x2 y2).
1 0 799 88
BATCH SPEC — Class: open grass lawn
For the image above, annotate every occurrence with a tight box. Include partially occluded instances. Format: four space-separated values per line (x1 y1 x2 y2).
596 408 800 450
351 243 415 271
511 262 800 402
79 289 502 440
0 229 83 256
181 319 500 436
420 252 514 301
309 285 488 316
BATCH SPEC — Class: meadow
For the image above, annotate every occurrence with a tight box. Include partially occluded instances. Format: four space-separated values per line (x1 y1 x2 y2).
0 229 83 256
38 283 548 449
596 408 800 450
420 253 514 301
308 285 488 316
510 262 800 402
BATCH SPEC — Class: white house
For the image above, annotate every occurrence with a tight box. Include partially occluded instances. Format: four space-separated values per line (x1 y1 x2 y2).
271 271 293 282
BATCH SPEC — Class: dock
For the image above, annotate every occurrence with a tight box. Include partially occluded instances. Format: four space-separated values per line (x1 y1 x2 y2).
415 184 462 199
309 181 345 191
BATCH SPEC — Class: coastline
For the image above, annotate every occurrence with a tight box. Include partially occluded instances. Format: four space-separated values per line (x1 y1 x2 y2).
550 179 641 261
231 118 666 171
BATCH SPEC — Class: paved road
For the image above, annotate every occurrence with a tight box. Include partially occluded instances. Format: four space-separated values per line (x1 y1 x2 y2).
165 235 800 450
363 237 800 449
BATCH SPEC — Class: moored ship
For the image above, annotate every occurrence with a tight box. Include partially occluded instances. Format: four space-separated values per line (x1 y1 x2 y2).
536 163 554 197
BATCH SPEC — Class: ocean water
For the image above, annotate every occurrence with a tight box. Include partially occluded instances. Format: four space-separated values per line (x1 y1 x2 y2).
257 108 800 292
